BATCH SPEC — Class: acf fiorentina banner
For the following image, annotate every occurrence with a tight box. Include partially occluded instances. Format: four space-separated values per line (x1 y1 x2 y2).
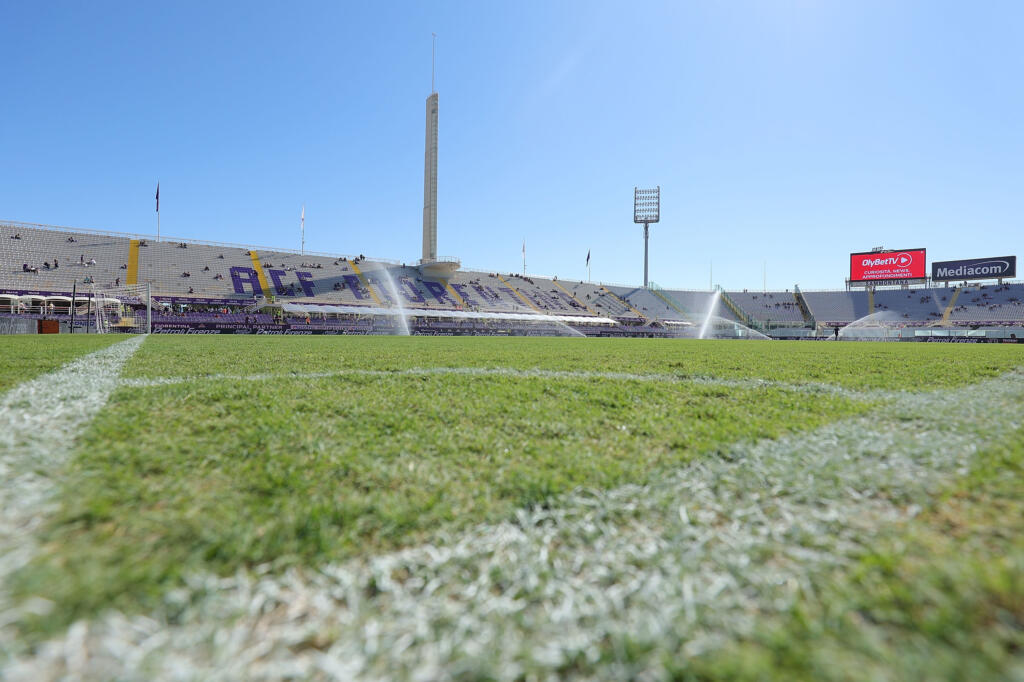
850 249 927 282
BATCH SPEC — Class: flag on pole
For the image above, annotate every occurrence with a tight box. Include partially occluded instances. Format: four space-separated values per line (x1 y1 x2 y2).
522 239 525 256
586 249 590 267
155 183 160 212
301 205 304 222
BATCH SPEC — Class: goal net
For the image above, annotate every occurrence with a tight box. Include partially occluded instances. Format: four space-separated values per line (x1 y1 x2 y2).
84 283 152 334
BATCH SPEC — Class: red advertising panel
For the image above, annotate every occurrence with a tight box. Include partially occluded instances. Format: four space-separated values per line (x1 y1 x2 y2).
850 249 927 282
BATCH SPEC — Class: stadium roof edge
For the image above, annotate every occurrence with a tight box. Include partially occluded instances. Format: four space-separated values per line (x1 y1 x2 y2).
0 219 402 266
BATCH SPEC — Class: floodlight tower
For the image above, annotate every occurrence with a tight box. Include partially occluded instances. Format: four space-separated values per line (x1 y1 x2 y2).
634 186 660 288
422 35 439 263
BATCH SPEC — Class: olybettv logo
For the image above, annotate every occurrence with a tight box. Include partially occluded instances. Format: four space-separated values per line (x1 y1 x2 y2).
861 252 913 267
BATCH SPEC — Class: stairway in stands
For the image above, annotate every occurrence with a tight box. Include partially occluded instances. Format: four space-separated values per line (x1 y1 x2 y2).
793 285 816 328
941 286 962 324
718 291 755 328
648 283 689 318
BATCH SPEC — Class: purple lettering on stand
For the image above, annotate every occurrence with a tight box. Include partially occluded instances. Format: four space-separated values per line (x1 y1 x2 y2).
267 269 289 295
499 287 520 304
365 276 394 305
296 271 316 297
450 283 478 307
230 267 263 296
343 275 366 299
423 281 456 306
473 285 502 304
552 290 576 309
398 277 426 304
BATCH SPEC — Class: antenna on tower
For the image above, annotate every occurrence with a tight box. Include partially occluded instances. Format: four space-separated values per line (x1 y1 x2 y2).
431 33 437 93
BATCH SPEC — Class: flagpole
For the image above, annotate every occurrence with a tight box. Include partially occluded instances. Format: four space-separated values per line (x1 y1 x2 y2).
522 238 526 276
301 205 305 256
155 182 161 242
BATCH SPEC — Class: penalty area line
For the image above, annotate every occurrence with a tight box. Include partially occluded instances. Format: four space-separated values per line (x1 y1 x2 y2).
8 371 1022 679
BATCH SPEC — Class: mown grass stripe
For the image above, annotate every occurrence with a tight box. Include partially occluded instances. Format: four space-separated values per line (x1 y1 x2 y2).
0 336 145 658
117 366 896 401
7 367 1022 680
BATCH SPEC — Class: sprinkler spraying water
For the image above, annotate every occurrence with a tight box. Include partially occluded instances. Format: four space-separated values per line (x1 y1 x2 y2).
698 289 721 339
379 269 411 336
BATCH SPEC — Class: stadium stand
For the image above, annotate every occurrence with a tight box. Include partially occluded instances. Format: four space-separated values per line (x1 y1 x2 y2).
609 286 686 321
2 223 130 293
4 220 1022 335
558 281 643 321
871 286 955 324
801 290 871 326
947 282 1024 324
726 290 806 325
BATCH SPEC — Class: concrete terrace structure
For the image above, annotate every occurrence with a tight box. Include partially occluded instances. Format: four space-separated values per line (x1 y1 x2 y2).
3 220 1023 336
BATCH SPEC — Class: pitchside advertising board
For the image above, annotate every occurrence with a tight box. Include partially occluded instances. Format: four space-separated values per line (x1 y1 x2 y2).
932 256 1016 281
850 249 927 283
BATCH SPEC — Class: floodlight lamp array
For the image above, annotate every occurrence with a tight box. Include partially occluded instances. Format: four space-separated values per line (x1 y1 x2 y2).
633 186 660 224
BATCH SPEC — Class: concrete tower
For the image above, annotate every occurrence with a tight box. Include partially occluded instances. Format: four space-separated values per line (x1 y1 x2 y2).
421 90 438 263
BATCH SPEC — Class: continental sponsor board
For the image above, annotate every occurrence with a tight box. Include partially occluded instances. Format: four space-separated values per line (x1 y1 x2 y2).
850 249 927 282
931 256 1016 281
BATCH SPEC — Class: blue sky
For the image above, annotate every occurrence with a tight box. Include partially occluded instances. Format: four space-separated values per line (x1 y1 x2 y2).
2 1 1021 290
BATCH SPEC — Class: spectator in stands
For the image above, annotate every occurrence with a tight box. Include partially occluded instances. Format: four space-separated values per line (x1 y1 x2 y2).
12 233 21 239
188 287 194 294
88 258 96 266
115 277 120 286
218 254 225 259
203 265 210 271
67 236 76 242
44 261 50 269
121 263 127 269
53 259 58 269
80 254 84 264
139 239 147 246
179 242 188 248
182 271 191 277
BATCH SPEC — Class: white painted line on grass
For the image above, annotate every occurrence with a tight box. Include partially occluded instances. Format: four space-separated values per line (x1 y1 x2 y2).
0 336 145 654
5 367 1022 680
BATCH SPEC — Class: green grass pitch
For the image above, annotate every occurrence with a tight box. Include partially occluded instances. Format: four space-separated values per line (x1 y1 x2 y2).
2 335 1022 679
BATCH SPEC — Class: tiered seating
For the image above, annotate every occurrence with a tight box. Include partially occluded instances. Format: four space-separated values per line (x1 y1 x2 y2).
608 287 686 321
11 220 1017 330
663 290 742 323
801 290 870 325
448 272 526 313
948 283 1024 324
560 281 642 320
871 287 954 324
137 241 254 299
726 291 805 324
498 274 589 315
254 251 385 307
1 223 130 293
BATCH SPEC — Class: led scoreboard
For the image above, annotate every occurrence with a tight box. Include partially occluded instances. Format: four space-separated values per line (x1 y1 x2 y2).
850 249 927 284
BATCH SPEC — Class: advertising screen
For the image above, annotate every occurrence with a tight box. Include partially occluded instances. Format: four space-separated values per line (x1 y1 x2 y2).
932 256 1016 281
850 249 927 282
